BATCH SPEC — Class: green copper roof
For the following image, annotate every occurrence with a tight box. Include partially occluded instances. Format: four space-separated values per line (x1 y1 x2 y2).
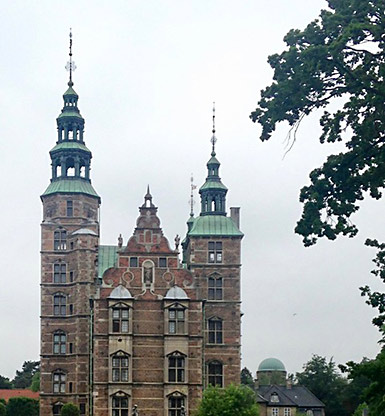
57 110 83 119
98 245 118 279
188 215 243 237
207 155 220 165
258 358 286 372
64 86 78 96
50 141 91 153
42 179 100 199
200 179 228 191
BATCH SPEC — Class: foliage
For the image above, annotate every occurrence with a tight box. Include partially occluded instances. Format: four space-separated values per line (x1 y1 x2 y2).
352 402 369 416
12 361 40 389
240 367 255 389
0 403 5 416
343 348 385 415
296 355 347 416
195 384 259 416
60 403 80 416
0 400 4 406
30 372 40 393
0 376 12 390
250 0 385 247
5 397 39 416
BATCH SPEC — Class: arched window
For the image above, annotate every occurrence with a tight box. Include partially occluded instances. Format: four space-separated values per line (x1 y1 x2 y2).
168 393 185 416
112 352 129 382
53 262 66 283
168 352 185 383
54 230 67 251
53 294 66 316
208 275 223 300
168 306 185 334
52 370 66 393
207 361 223 387
112 304 129 333
53 331 66 354
207 317 223 344
112 392 129 416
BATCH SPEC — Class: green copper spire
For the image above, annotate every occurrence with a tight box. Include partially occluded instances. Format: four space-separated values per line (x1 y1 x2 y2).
42 31 99 201
199 104 228 216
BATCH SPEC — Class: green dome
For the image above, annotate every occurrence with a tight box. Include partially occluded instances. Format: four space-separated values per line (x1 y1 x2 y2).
258 358 286 372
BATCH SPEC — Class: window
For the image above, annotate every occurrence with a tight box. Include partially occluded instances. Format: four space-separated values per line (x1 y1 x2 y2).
53 294 66 316
207 361 223 387
112 393 129 416
169 307 185 334
112 305 129 333
79 403 86 415
53 403 63 416
208 241 222 263
306 411 314 416
53 371 66 393
284 409 291 416
168 353 185 382
54 230 67 251
112 352 129 382
66 200 73 217
53 263 66 283
272 409 279 416
129 257 138 267
168 394 185 416
70 271 74 282
271 393 279 403
208 318 223 344
208 275 223 300
53 331 66 354
159 257 167 268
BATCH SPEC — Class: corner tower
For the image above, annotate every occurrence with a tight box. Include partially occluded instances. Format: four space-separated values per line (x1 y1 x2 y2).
183 106 243 388
40 33 100 416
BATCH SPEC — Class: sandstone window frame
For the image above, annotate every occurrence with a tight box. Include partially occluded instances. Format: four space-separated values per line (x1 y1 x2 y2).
207 316 223 344
208 241 222 263
206 360 223 387
52 402 63 416
167 351 186 383
109 302 132 335
111 391 130 416
54 229 67 251
111 351 130 383
53 261 67 284
53 293 67 316
208 273 223 300
167 304 186 335
66 200 73 217
167 391 186 416
53 330 66 354
52 370 66 393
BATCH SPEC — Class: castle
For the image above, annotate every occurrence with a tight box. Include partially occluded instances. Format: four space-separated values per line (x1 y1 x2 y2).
40 50 243 416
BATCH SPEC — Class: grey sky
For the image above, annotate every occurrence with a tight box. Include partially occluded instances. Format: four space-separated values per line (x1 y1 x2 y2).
0 0 383 380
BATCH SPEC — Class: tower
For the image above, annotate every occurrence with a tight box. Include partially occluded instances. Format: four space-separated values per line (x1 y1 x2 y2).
40 33 100 416
182 106 243 389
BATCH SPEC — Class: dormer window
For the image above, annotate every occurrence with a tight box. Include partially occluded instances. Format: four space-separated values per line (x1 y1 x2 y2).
271 393 279 403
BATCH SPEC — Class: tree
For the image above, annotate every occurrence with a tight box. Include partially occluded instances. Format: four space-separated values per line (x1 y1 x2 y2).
0 375 12 389
250 0 385 337
6 397 39 416
12 361 40 389
60 403 80 416
195 384 259 416
241 367 255 389
0 403 5 416
30 372 40 392
296 355 347 416
343 348 385 415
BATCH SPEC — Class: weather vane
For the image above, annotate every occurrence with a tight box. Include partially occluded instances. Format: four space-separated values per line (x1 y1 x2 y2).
65 29 77 86
190 174 197 217
211 102 217 155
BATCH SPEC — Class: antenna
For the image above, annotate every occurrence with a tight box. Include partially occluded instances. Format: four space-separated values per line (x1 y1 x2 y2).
210 102 217 155
65 29 77 86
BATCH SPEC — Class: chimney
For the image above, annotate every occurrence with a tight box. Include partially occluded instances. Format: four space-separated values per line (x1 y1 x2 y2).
230 207 240 229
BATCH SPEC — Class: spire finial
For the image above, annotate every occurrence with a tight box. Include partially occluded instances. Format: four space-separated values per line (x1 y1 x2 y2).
65 29 77 87
190 174 197 217
211 102 217 156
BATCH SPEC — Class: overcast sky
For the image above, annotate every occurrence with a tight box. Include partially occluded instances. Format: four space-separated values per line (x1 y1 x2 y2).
0 0 384 380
